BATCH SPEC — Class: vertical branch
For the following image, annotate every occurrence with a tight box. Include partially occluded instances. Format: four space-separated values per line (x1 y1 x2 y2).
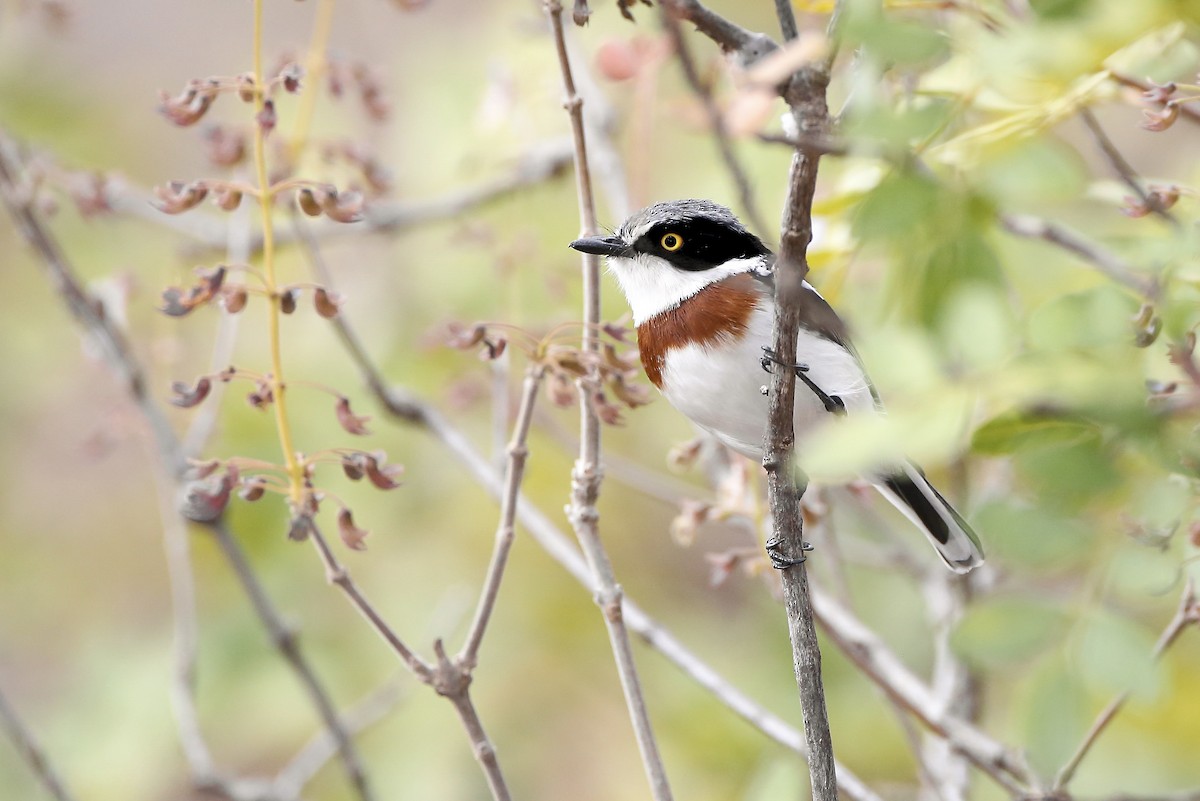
660 6 769 235
546 3 675 800
0 682 79 801
919 572 975 801
762 5 840 801
250 0 304 504
458 364 548 668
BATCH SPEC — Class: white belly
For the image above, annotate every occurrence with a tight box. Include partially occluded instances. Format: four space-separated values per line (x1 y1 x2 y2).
658 305 876 460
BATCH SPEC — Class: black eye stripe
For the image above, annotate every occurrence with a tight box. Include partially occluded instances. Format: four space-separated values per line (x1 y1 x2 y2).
633 218 769 271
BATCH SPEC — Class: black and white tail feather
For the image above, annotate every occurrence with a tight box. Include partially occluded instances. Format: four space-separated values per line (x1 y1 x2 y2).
876 461 984 573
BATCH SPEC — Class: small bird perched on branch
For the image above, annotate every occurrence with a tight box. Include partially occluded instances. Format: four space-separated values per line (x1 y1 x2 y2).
569 199 984 573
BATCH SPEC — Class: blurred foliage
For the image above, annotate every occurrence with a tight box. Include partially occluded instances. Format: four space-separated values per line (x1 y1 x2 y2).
0 1 1199 801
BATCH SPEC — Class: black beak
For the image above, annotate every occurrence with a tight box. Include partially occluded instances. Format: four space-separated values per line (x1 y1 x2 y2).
569 235 627 257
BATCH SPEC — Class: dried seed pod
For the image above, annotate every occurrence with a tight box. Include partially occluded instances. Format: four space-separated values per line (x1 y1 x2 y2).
480 337 506 361
239 476 268 502
179 466 237 523
159 287 195 317
342 452 366 481
363 452 403 490
158 79 218 126
222 286 248 313
213 186 243 211
256 98 277 134
170 376 212 408
236 73 257 103
321 188 365 223
337 507 369 551
335 396 371 435
297 187 324 216
280 62 304 93
573 0 591 25
609 372 651 408
153 180 209 214
1141 104 1179 132
247 379 274 409
447 322 487 350
313 287 342 318
278 288 297 314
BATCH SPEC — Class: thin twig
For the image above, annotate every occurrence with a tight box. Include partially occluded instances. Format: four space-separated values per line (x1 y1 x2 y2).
756 130 850 156
458 364 547 669
0 136 374 801
305 523 432 679
664 0 775 62
0 682 79 801
661 5 769 235
373 387 886 801
998 213 1158 299
810 585 1032 792
760 2 840 798
547 2 675 800
1078 107 1177 226
315 289 883 801
1109 72 1200 126
919 572 976 801
275 679 405 797
209 520 377 801
1053 578 1198 791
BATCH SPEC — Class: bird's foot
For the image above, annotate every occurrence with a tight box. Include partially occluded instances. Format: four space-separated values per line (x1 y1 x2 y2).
760 346 810 375
766 537 815 569
759 347 847 416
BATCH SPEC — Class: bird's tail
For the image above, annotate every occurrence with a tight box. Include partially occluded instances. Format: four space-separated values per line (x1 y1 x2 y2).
876 462 984 574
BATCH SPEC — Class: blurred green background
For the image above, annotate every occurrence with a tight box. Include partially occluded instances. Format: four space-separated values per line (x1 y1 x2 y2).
1 1 1199 799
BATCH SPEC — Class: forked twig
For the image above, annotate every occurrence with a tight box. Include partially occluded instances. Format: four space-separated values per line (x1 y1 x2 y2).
1053 578 1198 791
546 3 674 799
0 135 374 801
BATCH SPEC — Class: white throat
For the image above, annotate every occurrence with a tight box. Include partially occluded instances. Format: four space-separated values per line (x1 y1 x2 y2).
608 254 764 324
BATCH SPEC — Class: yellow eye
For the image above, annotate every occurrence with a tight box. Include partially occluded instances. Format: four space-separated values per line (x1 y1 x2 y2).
660 233 683 252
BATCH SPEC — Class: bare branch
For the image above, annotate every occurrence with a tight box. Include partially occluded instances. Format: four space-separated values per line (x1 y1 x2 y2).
919 572 977 801
0 135 375 801
1110 72 1200 126
1079 107 1178 226
547 2 675 799
759 4 841 799
661 6 769 235
663 0 777 63
458 364 547 668
209 520 377 801
275 680 405 797
112 139 575 254
998 213 1158 299
1053 578 1198 791
0 682 79 801
810 585 1033 791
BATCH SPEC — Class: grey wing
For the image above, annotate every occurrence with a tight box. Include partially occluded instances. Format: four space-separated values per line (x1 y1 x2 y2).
749 260 879 405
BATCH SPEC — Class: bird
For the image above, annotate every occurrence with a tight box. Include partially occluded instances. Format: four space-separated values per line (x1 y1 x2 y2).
569 198 984 573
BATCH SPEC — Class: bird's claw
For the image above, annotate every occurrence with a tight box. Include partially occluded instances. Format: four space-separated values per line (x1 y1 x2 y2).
766 537 815 569
760 346 810 375
759 347 846 417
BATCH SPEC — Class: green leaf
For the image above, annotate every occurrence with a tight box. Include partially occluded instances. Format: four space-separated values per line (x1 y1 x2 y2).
952 597 1069 669
1027 286 1139 352
1022 658 1092 776
973 500 1098 569
972 410 1101 455
852 170 940 242
1075 612 1164 698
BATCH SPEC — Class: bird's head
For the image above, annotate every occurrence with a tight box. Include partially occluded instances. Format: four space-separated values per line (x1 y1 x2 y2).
569 199 771 324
